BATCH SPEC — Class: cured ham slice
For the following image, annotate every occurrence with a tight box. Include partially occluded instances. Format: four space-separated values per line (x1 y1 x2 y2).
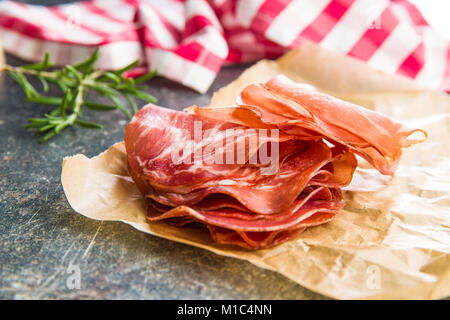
144 141 354 214
188 75 427 175
125 76 426 249
146 189 343 232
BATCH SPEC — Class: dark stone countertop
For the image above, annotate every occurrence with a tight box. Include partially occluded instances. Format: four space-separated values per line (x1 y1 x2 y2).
0 51 327 299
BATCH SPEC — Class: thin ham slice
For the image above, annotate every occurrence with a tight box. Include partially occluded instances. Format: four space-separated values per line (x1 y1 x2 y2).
145 141 354 214
126 104 293 190
146 189 343 232
125 76 426 249
188 75 427 175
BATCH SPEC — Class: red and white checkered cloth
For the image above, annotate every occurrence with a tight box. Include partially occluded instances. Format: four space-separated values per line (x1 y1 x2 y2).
0 0 448 93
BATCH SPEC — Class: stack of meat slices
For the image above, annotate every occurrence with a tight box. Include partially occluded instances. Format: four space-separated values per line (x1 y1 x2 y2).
125 75 426 249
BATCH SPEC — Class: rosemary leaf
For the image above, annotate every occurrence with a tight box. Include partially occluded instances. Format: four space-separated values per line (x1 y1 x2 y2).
75 119 103 129
26 96 62 105
134 69 158 85
125 94 138 114
101 72 121 84
74 48 99 75
40 131 57 143
107 94 132 119
114 60 140 76
39 124 54 132
54 122 69 134
60 90 70 119
38 76 49 92
128 89 157 103
84 101 118 111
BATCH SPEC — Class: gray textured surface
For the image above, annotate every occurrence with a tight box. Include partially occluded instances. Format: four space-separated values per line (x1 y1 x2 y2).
0 51 327 300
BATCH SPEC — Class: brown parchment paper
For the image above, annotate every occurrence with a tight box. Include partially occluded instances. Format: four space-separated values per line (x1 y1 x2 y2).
61 42 450 300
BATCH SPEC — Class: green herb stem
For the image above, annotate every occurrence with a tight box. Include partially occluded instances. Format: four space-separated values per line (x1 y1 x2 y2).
1 49 157 142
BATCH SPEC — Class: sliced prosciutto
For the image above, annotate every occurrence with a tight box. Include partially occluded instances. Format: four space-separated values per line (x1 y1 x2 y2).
125 76 426 249
188 75 427 175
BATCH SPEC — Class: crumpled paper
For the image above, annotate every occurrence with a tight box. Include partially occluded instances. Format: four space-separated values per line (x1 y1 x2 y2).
61 42 450 300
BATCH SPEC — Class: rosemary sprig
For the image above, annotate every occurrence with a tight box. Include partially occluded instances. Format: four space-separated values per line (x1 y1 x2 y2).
1 48 157 142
